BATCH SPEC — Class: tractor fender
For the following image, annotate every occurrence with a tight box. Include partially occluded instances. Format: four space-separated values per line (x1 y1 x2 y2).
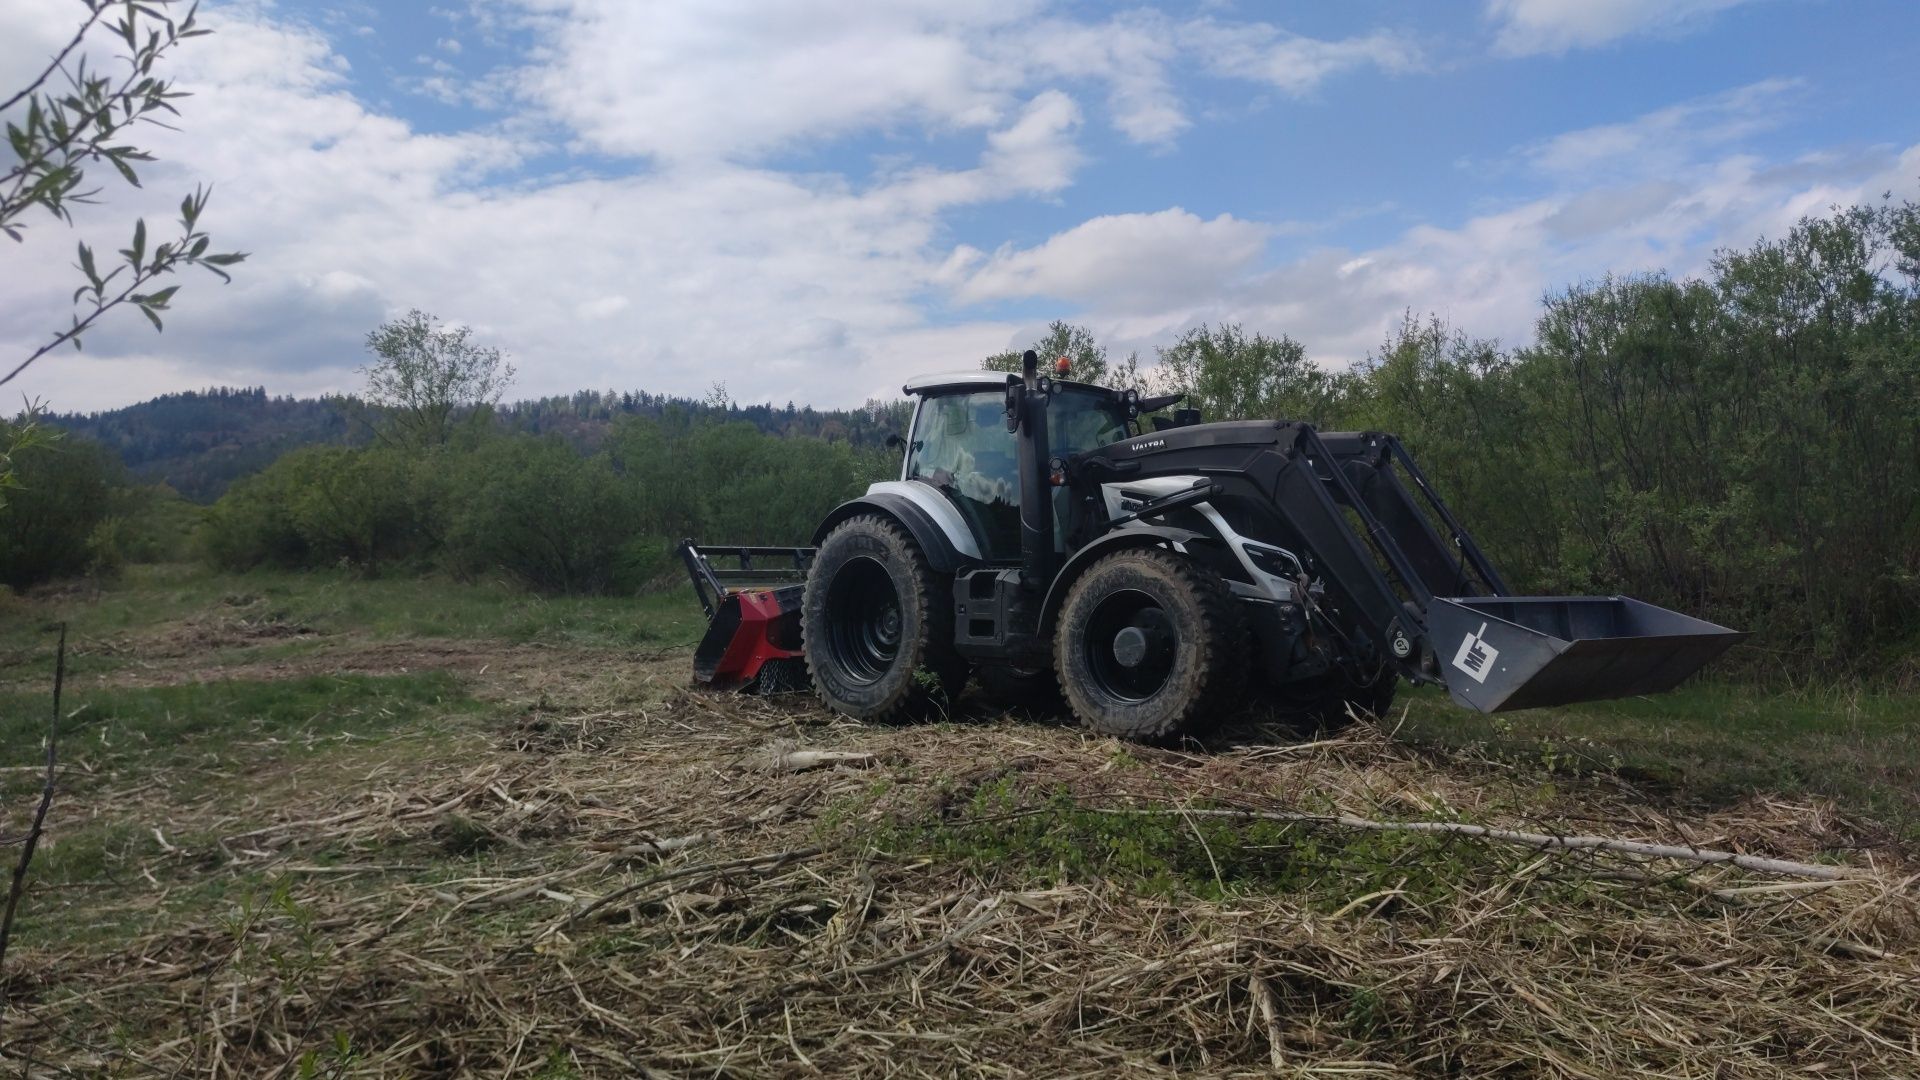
1038 525 1214 637
810 489 976 574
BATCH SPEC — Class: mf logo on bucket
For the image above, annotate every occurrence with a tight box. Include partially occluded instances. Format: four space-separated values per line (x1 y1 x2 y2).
1451 622 1499 683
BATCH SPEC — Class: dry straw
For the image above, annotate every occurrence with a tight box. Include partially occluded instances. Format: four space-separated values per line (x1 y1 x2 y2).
3 663 1916 1077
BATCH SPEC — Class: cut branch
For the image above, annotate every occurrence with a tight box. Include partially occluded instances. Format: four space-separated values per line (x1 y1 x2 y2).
0 624 66 1020
1093 806 1867 882
772 750 876 773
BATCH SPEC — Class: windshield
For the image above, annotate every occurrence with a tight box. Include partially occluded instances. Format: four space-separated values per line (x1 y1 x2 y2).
1048 386 1130 456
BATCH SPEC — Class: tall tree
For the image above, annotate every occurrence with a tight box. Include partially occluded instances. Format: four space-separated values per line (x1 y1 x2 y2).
1153 323 1346 423
359 310 515 450
984 321 1114 385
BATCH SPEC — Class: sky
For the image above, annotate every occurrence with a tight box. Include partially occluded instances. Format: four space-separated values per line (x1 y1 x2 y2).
3 0 1918 413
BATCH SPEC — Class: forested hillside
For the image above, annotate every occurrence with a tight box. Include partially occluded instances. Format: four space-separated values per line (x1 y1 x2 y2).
46 388 354 502
47 387 913 502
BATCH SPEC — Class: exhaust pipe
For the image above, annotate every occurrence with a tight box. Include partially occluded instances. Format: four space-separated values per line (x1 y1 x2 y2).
1014 349 1056 591
1426 595 1746 713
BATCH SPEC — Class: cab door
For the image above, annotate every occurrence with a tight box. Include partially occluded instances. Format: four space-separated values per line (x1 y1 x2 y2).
904 390 1024 561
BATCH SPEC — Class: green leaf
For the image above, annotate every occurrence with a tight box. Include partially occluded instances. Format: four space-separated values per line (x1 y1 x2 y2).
130 217 146 268
139 304 163 331
77 242 101 288
146 284 179 306
109 151 141 187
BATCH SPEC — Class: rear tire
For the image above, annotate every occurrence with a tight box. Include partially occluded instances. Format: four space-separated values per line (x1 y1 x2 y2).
802 515 966 721
1054 547 1246 741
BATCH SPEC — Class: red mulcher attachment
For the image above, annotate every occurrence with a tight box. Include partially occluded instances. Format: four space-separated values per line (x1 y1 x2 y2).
680 540 815 693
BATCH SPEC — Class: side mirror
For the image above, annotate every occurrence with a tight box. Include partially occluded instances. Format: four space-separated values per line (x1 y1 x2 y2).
884 433 906 451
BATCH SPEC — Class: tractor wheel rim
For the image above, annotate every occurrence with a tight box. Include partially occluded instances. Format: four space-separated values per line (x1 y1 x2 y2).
825 555 903 685
1084 589 1176 703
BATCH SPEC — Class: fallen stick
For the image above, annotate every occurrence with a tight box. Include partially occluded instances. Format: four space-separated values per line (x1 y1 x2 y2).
772 749 876 773
1092 807 1868 882
1249 974 1285 1070
618 831 709 856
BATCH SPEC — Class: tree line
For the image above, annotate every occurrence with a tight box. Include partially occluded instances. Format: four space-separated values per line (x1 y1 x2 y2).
5 197 1916 681
45 384 913 503
1134 199 1920 682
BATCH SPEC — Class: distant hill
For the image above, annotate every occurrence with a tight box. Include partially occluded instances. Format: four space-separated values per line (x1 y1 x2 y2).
49 386 912 502
48 388 358 503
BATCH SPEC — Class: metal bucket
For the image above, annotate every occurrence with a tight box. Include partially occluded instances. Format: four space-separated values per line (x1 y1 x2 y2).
1426 596 1745 713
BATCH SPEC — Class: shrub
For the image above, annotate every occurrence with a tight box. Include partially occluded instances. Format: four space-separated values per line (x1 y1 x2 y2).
441 435 641 593
200 445 436 571
0 433 120 589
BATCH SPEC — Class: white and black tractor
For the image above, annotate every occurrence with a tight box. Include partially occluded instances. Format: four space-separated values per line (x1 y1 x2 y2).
680 352 1742 740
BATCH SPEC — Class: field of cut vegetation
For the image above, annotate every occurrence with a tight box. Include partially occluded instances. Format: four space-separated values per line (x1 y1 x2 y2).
2 566 1918 1077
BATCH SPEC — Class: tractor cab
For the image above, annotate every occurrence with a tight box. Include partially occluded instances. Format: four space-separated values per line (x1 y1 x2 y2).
899 371 1137 562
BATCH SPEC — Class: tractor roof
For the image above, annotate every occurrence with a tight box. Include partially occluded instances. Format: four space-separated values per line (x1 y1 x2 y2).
902 371 1011 396
902 371 1115 397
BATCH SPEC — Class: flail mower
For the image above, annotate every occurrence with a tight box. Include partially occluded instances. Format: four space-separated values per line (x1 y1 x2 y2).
681 351 1743 740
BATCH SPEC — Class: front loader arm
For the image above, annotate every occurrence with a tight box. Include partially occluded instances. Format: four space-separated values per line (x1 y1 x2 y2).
1265 424 1429 674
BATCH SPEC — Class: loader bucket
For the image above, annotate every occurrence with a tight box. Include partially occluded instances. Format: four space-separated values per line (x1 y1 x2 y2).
691 584 807 693
1426 596 1745 713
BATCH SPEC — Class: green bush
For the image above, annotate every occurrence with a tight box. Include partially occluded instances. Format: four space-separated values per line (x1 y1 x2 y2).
441 435 641 594
200 445 436 571
0 432 120 589
112 485 203 564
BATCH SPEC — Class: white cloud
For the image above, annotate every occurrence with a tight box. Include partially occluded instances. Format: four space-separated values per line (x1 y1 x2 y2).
508 0 1422 159
1022 11 1187 146
0 2 1102 411
953 85 1919 378
949 209 1271 308
2 0 1910 423
1184 20 1422 94
511 0 1033 162
1487 0 1760 55
1526 79 1802 177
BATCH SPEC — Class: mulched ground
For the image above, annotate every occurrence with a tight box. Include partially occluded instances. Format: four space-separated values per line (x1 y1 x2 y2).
2 642 1917 1078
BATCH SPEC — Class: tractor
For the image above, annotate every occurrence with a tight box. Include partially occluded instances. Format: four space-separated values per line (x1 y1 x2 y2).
680 351 1742 739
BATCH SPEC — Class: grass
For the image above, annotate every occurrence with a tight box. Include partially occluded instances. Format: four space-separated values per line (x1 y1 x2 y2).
3 564 1918 835
1 562 709 646
1 671 472 772
862 777 1507 908
1392 680 1920 832
0 563 711 688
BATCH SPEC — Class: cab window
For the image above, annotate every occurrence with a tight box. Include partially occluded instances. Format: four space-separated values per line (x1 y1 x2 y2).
1048 387 1130 456
907 391 1021 558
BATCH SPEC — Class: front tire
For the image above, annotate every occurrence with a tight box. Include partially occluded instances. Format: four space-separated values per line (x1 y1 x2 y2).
802 514 966 721
1054 547 1246 741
